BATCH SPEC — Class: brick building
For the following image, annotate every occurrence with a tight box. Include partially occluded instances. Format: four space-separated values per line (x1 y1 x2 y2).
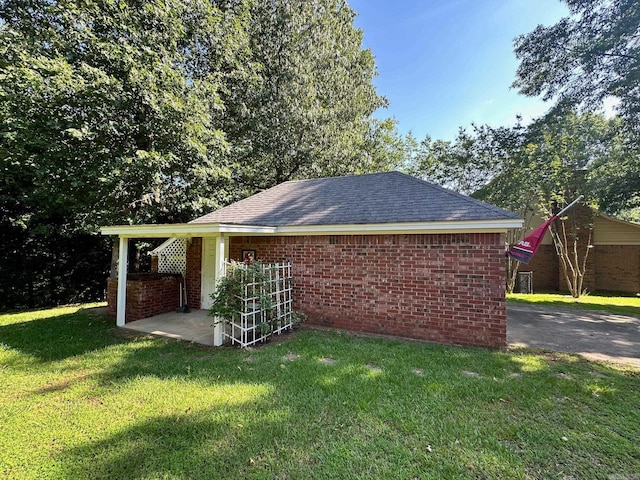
521 205 640 294
102 172 522 348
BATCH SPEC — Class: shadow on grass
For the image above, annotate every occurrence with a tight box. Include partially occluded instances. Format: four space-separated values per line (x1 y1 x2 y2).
58 404 292 478
3 307 639 478
56 330 640 478
0 306 126 362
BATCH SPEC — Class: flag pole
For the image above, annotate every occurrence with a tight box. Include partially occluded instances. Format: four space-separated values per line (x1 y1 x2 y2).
506 195 584 264
555 195 584 217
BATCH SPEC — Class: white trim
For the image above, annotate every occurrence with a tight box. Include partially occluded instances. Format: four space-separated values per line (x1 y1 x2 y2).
100 223 277 237
200 238 215 310
200 239 206 309
116 237 128 327
215 235 226 280
101 219 523 238
213 235 226 347
274 219 523 235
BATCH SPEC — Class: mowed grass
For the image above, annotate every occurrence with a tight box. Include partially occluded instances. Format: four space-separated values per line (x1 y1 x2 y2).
508 292 640 317
1 305 639 479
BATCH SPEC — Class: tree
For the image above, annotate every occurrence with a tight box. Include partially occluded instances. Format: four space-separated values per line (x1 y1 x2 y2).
0 0 239 308
485 112 620 297
522 112 605 297
408 111 623 296
512 0 640 213
408 124 522 196
219 0 390 195
587 119 640 217
0 0 236 227
362 118 412 174
0 0 393 309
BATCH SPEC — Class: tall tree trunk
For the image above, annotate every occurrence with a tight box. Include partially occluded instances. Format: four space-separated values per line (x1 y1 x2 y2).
550 218 593 298
110 238 120 278
506 258 520 294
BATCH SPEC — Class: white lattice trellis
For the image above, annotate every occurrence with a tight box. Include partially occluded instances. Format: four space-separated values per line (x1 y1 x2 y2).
156 238 187 274
222 262 294 348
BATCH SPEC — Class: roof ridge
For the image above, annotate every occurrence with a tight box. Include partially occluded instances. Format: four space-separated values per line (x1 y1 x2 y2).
282 171 395 185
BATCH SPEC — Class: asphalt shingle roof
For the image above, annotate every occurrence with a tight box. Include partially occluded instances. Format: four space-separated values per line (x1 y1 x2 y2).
191 171 520 226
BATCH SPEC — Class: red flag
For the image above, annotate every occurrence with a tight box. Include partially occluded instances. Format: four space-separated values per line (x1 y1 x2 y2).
507 195 583 264
507 215 556 264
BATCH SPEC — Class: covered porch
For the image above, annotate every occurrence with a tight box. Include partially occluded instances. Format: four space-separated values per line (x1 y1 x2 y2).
101 223 278 347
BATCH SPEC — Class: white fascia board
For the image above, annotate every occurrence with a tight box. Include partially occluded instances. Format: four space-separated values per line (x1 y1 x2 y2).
100 223 276 238
275 219 524 235
217 224 278 234
101 219 523 238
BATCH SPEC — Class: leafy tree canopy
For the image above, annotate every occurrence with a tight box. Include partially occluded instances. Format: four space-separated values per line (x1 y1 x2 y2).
0 0 237 231
512 0 640 213
409 111 627 216
0 0 395 309
407 110 628 295
221 0 390 196
513 0 639 127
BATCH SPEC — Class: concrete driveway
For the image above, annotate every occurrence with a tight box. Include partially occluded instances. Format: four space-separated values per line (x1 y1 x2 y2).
507 303 640 368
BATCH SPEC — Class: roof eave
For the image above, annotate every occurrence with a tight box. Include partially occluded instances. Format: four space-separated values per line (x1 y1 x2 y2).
100 223 278 238
101 219 523 238
275 219 523 235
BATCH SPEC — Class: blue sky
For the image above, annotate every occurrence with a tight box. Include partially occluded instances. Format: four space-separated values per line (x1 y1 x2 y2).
349 0 570 141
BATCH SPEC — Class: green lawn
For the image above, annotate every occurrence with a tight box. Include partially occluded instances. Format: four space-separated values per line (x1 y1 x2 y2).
1 305 639 479
507 292 640 317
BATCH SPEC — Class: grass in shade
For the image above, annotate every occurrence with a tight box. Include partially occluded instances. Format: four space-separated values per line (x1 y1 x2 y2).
507 292 640 317
1 304 639 479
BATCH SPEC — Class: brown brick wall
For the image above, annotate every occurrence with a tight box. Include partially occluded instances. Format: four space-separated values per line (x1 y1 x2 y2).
554 205 597 293
107 278 116 317
106 274 182 322
521 205 638 293
524 245 558 291
558 259 597 293
185 238 202 309
229 233 507 348
593 245 640 293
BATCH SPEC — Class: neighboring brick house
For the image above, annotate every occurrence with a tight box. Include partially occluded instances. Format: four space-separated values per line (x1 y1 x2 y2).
102 172 522 348
521 205 640 294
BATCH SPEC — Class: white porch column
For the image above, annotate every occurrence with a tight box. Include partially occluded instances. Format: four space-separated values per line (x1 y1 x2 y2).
215 234 226 279
116 236 129 327
213 234 226 346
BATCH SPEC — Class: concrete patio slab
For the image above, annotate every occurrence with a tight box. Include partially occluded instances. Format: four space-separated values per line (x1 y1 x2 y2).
123 309 215 346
